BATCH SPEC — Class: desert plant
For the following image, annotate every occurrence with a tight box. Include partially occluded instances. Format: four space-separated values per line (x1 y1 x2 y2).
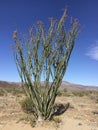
57 90 63 96
0 89 5 96
63 88 67 93
57 89 67 96
20 97 34 114
72 91 85 97
13 10 79 121
52 116 61 123
4 86 25 96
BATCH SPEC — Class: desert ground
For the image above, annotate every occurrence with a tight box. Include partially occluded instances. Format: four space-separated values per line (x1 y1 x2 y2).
0 87 98 130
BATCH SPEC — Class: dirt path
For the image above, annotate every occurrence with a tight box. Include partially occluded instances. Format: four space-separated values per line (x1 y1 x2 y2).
60 117 98 130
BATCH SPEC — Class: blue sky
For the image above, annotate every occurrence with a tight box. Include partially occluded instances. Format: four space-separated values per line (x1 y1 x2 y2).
0 0 98 86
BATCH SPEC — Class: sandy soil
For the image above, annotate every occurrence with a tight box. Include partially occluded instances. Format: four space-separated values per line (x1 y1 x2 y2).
0 93 98 130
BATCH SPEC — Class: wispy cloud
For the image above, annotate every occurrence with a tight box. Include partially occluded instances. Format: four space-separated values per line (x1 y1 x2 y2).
86 42 98 61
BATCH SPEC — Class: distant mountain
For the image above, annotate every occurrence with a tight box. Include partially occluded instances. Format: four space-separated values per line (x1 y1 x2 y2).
60 81 98 91
0 80 98 91
0 81 21 88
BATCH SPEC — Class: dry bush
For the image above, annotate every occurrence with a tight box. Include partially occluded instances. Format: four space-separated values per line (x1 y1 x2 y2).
0 89 5 96
4 87 25 96
20 97 34 114
72 91 85 97
57 89 68 96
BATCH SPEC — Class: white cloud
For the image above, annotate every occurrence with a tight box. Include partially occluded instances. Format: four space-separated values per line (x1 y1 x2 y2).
86 42 98 61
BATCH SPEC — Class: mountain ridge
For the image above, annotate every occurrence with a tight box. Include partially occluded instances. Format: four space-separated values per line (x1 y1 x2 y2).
0 80 98 91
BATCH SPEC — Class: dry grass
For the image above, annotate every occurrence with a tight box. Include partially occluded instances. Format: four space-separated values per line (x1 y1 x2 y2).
0 87 98 130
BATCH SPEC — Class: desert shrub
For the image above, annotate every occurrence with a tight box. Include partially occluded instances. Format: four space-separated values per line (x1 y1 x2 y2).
19 114 36 127
57 90 64 96
96 98 98 103
52 115 62 128
5 87 25 96
87 91 98 101
72 90 98 98
29 114 36 127
20 97 34 114
72 91 85 97
11 87 25 96
63 88 67 93
96 92 98 103
84 91 93 96
57 89 68 96
0 89 5 96
52 116 61 123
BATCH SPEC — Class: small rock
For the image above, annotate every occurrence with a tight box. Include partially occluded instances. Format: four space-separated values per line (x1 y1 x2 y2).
69 104 74 109
92 111 98 115
78 123 82 126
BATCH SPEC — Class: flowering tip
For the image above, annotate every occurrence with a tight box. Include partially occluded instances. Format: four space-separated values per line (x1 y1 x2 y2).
13 31 17 40
30 37 34 42
29 28 33 34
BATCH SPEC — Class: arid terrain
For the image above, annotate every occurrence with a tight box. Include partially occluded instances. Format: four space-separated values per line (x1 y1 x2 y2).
0 81 98 130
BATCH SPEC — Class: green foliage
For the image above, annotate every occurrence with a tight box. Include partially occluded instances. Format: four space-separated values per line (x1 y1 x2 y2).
20 97 37 126
13 10 79 121
52 116 61 123
20 97 34 114
29 115 36 127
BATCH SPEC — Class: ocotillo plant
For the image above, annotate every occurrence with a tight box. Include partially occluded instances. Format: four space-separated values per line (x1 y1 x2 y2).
13 10 79 121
